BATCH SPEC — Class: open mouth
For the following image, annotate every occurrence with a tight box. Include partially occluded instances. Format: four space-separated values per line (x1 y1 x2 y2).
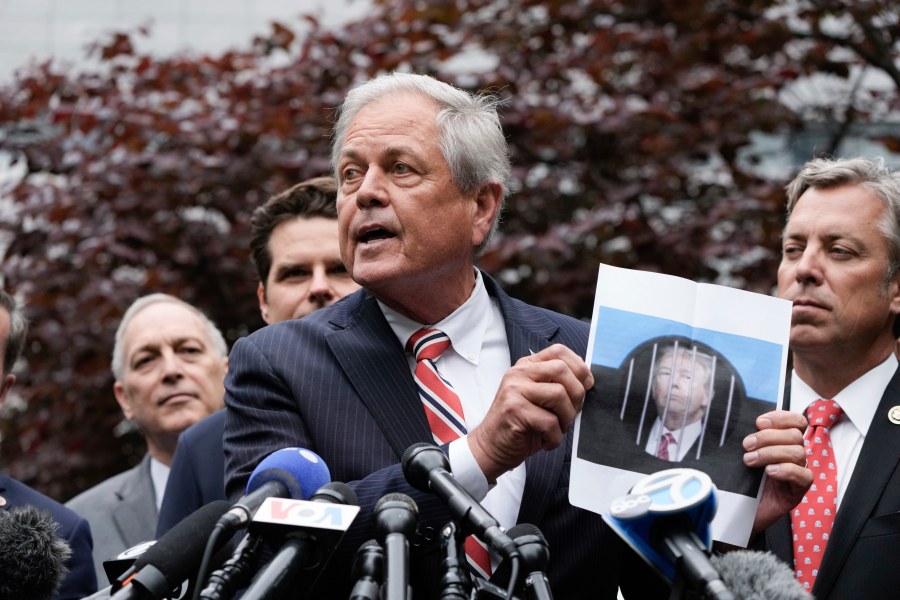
359 227 396 243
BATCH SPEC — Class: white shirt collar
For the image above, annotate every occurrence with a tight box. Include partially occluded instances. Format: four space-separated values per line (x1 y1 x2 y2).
790 353 897 437
149 455 170 511
380 269 491 365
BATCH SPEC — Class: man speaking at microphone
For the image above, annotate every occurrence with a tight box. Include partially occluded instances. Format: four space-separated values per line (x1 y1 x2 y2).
223 72 809 599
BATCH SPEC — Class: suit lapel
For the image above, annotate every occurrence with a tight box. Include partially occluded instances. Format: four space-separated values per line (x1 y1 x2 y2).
111 456 157 548
326 292 432 460
487 276 568 525
813 367 900 598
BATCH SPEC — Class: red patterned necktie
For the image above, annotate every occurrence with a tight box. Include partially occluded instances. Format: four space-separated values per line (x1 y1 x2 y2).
406 328 492 579
791 398 843 592
656 432 676 461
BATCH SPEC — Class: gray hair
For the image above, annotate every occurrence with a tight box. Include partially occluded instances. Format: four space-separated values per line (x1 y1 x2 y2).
785 156 900 287
0 289 29 376
330 72 511 252
111 294 227 380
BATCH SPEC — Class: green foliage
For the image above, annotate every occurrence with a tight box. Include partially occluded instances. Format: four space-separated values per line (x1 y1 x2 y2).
0 0 897 500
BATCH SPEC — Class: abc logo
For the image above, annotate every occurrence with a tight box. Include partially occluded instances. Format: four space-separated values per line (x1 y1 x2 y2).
610 493 652 519
629 468 714 513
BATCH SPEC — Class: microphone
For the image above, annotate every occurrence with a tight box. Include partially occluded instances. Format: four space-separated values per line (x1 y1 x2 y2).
240 481 360 600
710 550 810 599
374 493 418 600
603 468 733 600
190 448 332 600
111 500 232 600
506 524 553 600
438 520 471 600
348 540 384 600
102 541 157 586
217 447 331 534
0 505 72 600
401 443 520 562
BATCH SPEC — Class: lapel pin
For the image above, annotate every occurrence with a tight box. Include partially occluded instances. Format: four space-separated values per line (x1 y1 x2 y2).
0 495 6 507
888 405 900 425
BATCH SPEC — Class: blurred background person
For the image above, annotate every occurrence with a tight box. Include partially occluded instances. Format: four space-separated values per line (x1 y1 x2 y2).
0 290 97 599
66 293 228 584
155 175 360 536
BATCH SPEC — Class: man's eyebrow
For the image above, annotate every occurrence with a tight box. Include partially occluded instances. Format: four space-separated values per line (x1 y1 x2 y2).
339 144 418 162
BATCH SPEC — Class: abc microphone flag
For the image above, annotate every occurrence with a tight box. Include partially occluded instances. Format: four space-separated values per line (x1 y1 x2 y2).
603 468 733 600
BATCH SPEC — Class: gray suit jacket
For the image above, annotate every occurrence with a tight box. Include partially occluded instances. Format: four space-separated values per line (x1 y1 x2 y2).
66 454 158 586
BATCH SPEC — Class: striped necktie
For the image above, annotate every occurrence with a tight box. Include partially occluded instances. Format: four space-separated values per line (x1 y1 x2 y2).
406 327 493 579
791 398 842 592
656 432 676 461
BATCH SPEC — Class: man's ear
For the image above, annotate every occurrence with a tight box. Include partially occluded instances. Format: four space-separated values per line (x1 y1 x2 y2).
471 181 503 248
0 373 15 407
257 281 271 324
113 381 134 420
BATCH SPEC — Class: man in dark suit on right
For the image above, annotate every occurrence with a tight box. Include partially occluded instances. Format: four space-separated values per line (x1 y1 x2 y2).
764 156 900 598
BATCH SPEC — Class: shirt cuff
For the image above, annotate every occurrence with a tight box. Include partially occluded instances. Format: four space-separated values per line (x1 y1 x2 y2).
448 436 491 501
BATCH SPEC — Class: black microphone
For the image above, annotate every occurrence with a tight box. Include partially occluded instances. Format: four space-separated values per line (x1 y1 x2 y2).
710 551 810 599
102 541 158 587
374 493 418 600
0 505 72 600
603 468 733 600
240 481 360 600
111 500 232 600
438 520 471 600
506 524 552 600
348 540 384 600
401 443 520 562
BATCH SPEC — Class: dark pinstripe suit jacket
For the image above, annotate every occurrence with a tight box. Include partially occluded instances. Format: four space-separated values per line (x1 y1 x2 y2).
223 272 663 599
763 367 900 600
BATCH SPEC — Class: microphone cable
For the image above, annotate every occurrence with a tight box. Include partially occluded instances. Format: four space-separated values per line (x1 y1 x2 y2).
197 532 262 600
191 519 231 600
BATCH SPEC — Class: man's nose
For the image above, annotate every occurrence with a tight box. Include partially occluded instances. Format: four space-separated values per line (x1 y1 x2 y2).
160 350 184 384
308 266 335 306
794 248 823 284
356 168 389 208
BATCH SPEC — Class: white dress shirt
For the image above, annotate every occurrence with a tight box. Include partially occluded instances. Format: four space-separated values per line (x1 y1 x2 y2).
644 417 704 462
149 456 171 511
380 269 524 540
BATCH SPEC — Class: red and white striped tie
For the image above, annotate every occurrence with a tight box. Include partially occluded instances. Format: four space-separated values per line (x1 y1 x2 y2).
406 327 492 578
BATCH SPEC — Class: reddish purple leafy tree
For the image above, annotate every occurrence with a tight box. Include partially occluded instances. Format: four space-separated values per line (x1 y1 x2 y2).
0 0 897 500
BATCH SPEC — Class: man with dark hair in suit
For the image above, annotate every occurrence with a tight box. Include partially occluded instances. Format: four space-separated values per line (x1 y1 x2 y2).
0 289 98 600
764 156 900 599
155 176 360 537
223 72 809 599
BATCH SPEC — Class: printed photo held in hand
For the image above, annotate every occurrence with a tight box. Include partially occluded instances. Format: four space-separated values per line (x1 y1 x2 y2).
570 264 792 545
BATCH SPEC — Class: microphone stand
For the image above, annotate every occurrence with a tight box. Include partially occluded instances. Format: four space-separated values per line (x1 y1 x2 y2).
440 521 471 600
450 521 518 600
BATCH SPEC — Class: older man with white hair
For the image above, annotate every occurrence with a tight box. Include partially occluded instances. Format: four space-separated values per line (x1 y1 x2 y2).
66 293 227 584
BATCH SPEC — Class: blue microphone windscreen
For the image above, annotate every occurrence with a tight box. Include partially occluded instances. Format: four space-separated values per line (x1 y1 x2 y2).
245 447 331 500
